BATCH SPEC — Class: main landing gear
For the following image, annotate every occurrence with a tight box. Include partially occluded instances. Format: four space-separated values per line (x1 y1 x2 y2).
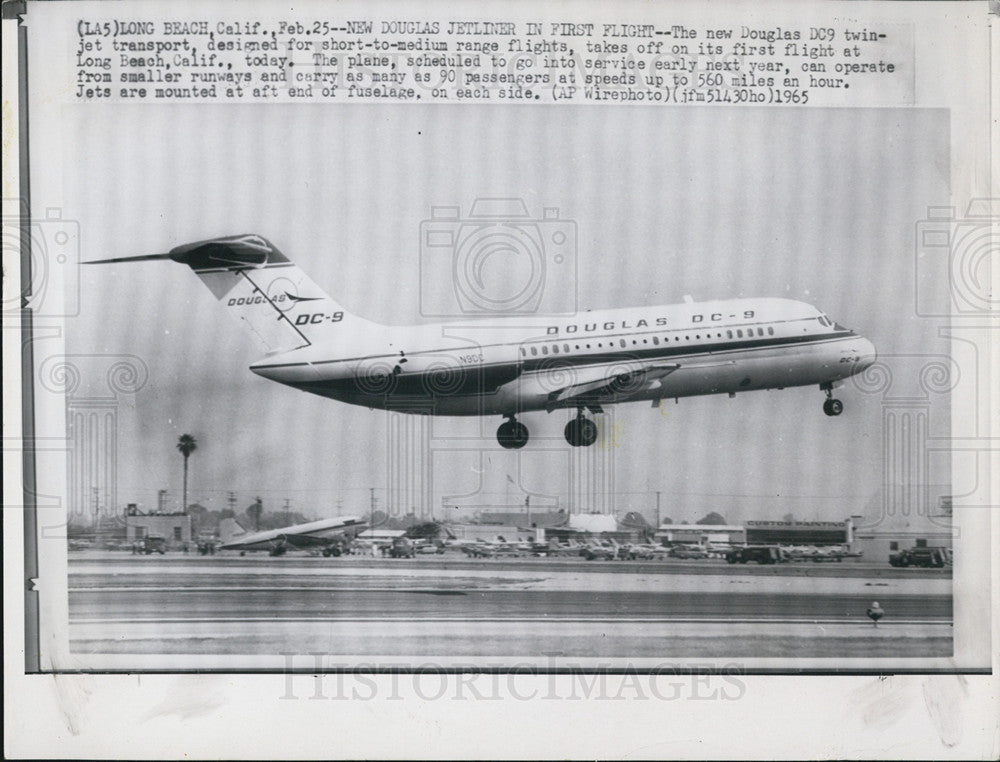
564 410 599 447
821 383 844 417
497 416 529 449
496 410 601 449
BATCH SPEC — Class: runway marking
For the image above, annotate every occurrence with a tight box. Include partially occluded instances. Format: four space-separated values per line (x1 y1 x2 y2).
70 616 952 625
67 584 954 596
70 586 484 593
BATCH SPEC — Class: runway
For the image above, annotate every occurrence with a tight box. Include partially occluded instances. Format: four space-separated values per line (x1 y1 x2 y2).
67 553 952 663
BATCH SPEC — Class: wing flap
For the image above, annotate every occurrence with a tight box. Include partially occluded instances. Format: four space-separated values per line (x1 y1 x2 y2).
545 361 681 410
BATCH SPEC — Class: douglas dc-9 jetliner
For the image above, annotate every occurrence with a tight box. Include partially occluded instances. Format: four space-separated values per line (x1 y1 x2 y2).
89 234 877 448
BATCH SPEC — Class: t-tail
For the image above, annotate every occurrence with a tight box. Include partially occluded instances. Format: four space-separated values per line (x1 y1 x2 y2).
86 235 381 353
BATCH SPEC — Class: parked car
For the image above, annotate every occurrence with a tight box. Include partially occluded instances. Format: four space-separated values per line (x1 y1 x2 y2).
725 545 787 564
583 544 616 561
132 536 167 555
670 544 710 560
889 546 949 568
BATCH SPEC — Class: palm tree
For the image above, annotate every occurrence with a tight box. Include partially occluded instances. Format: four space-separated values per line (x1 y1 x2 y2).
176 434 198 513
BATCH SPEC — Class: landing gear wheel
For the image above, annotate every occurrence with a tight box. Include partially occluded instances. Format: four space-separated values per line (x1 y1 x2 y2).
823 398 844 417
564 416 599 447
497 419 529 449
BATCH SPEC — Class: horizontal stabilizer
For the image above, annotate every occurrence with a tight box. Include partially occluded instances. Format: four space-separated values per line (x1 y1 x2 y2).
84 253 173 264
86 235 283 271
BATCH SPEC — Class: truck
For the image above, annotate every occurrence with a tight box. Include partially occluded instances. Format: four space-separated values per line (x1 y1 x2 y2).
132 536 167 555
389 537 416 558
888 546 949 568
725 545 787 565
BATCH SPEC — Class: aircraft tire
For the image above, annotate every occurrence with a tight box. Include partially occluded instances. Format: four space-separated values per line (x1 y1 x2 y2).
823 398 844 416
565 417 598 447
497 420 529 449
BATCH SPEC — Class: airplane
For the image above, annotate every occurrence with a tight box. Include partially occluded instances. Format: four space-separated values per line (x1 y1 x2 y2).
87 233 877 448
219 515 368 556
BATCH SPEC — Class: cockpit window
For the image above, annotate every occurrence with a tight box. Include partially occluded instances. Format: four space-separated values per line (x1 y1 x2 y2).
818 315 832 327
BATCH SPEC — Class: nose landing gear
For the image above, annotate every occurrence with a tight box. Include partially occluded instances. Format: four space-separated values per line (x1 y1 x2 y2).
497 417 529 449
564 411 599 447
821 383 844 416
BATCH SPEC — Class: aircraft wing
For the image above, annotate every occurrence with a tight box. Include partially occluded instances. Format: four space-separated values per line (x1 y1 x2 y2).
544 360 682 410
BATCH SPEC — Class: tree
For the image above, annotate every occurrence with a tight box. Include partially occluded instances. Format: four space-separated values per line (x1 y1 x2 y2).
405 522 443 540
695 512 727 526
176 434 198 513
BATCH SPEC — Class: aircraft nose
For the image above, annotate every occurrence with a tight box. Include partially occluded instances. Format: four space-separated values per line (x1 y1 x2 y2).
857 337 877 370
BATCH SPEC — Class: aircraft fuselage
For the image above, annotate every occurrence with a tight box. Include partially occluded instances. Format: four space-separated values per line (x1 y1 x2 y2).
250 297 877 417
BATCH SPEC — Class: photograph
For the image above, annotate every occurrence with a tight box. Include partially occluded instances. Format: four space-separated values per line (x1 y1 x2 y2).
44 103 958 669
5 0 995 758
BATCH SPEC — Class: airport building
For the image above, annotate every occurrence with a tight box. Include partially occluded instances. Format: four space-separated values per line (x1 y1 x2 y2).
744 520 849 546
124 504 192 547
654 524 746 546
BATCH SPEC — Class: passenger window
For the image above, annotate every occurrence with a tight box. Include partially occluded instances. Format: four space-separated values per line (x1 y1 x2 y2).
541 346 548 355
620 339 626 348
653 336 659 345
727 330 733 339
564 344 570 353
520 347 526 357
737 329 743 338
757 328 764 337
552 345 559 354
767 326 774 336
530 346 537 356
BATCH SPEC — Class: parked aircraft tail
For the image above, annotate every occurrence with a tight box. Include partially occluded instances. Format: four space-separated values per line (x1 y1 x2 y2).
219 517 250 544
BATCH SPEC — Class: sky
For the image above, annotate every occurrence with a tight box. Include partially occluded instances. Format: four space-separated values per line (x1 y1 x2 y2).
42 103 951 526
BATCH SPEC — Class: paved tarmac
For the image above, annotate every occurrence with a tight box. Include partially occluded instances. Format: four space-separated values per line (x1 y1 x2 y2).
67 552 953 662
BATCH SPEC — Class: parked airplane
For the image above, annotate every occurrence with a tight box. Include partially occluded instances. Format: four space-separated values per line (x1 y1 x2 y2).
219 515 367 556
89 234 877 448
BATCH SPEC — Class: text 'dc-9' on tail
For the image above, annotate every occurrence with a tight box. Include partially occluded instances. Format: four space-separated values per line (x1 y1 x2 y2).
86 234 379 353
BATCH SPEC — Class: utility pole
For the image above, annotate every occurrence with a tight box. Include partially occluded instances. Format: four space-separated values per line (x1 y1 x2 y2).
655 491 661 530
525 494 531 527
227 491 236 515
369 487 375 529
283 498 291 513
